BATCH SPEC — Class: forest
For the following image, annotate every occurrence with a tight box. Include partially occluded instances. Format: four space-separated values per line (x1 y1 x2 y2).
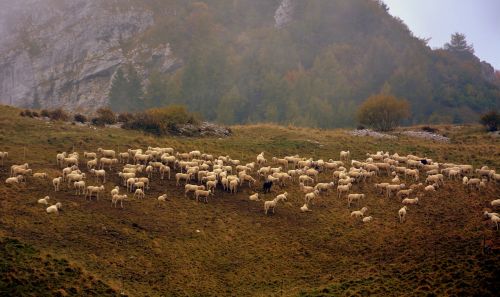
108 0 500 128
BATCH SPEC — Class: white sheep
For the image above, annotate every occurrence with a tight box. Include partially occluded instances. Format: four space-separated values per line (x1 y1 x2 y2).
305 190 320 206
402 197 419 205
185 184 205 197
98 148 116 158
112 194 127 208
491 199 500 207
264 192 288 215
0 151 8 165
300 203 312 212
85 185 105 200
351 207 368 219
157 194 168 206
195 189 213 203
33 172 48 179
399 206 408 223
52 177 63 191
340 150 350 162
90 169 106 183
337 183 352 199
5 176 21 184
249 193 260 201
362 216 373 223
176 173 192 186
38 196 50 205
347 193 365 207
73 180 86 195
424 184 436 192
490 215 500 230
299 182 315 194
46 202 62 214
134 189 145 199
110 186 120 198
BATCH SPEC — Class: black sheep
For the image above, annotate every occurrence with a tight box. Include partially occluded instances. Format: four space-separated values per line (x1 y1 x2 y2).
263 181 273 193
420 159 428 165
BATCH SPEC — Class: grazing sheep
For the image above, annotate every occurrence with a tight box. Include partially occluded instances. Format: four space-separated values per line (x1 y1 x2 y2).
229 179 239 194
38 196 50 205
33 172 48 179
491 199 500 207
386 184 405 198
424 184 437 192
185 184 205 197
90 169 106 183
351 207 368 219
314 182 335 194
362 216 373 223
134 189 145 199
87 159 98 170
110 186 120 198
10 163 29 176
249 193 260 201
160 165 171 180
84 152 97 159
298 175 314 185
195 189 213 203
337 184 352 199
399 206 408 223
402 198 419 205
176 173 192 186
299 182 315 194
340 150 350 162
396 189 413 199
264 192 288 215
483 211 500 219
52 177 63 191
99 157 118 170
491 215 500 230
112 194 127 208
46 202 62 214
157 194 168 206
305 190 320 206
347 193 365 207
374 183 389 194
97 148 116 158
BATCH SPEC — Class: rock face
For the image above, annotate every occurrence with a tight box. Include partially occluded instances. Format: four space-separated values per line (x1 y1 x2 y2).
274 0 295 29
0 0 178 112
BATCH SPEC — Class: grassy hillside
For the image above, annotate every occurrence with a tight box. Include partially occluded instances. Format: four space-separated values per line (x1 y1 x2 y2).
0 105 499 296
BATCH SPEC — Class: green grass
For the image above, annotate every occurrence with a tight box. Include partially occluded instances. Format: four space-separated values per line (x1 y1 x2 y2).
0 105 499 296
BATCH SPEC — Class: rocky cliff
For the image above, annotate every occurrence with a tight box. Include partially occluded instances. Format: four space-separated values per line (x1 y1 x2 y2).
0 0 178 112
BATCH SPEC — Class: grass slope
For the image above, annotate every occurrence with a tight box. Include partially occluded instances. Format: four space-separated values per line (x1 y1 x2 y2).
0 105 499 296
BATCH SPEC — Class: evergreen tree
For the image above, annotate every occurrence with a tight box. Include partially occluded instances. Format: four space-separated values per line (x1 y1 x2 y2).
145 71 168 109
126 65 145 112
444 33 474 54
108 68 129 112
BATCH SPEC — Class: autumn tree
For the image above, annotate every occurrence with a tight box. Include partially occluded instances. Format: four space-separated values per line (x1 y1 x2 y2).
357 94 410 131
479 110 499 132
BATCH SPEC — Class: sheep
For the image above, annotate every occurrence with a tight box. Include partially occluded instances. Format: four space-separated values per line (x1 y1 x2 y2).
0 151 8 165
11 167 32 177
33 172 48 179
195 189 213 203
396 189 413 199
314 182 335 194
134 189 145 199
299 182 315 194
491 199 500 207
90 169 106 183
462 176 469 185
337 184 352 199
386 184 405 198
73 180 86 195
402 197 419 205
99 157 118 170
264 192 288 215
399 206 408 223
118 152 129 164
185 184 205 197
249 193 260 201
112 194 127 208
374 183 389 194
38 196 50 205
298 175 314 185
347 193 365 207
340 150 350 162
483 211 500 219
133 181 145 193
84 152 97 159
424 184 437 192
305 190 320 206
466 178 481 190
63 157 79 168
157 194 168 206
46 202 62 214
300 203 312 212
159 165 171 180
10 163 29 176
229 179 239 194
351 207 368 219
52 177 62 191
66 173 85 186
97 148 116 158
240 174 257 188
362 216 373 223
176 173 192 186
56 152 66 167
491 215 500 230
5 176 21 184
404 169 419 181
85 185 105 201
206 180 218 192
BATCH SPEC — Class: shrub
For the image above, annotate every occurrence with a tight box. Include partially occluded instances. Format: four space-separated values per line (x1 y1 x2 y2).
117 112 135 123
40 109 50 118
479 111 499 132
421 126 438 133
31 111 39 117
356 94 410 131
91 117 106 127
356 125 366 130
123 105 200 136
74 114 87 123
49 108 70 121
95 107 116 125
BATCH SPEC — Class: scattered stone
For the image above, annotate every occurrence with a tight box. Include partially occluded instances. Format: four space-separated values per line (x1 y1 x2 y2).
400 131 450 143
349 129 397 139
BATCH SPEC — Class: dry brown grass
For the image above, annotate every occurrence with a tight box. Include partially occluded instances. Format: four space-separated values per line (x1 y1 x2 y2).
0 105 499 296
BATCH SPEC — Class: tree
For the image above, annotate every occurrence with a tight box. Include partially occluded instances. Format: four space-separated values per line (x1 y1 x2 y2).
357 94 410 131
108 68 129 112
108 65 144 113
479 110 499 132
145 71 168 109
444 33 474 54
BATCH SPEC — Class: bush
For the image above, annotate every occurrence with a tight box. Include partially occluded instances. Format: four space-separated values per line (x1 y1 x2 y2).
91 117 106 127
480 111 499 132
74 114 87 123
421 126 438 133
31 111 39 117
48 108 70 121
356 94 410 131
117 112 135 123
40 109 50 118
123 105 199 136
95 107 116 125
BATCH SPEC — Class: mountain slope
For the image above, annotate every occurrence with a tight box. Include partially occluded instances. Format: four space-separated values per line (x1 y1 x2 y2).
0 0 498 126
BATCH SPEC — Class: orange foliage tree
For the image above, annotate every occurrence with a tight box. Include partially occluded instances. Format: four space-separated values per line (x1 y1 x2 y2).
356 94 410 131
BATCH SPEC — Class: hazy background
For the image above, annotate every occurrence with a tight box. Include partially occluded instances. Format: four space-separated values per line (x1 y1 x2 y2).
384 0 500 69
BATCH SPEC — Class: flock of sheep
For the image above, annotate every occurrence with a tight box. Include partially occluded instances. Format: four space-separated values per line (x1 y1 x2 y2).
1 146 500 229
